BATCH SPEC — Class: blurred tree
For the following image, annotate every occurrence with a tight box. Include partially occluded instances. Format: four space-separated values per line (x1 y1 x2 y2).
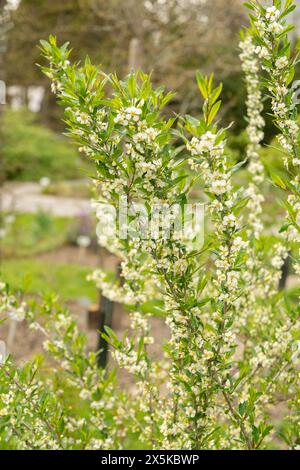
1 0 13 186
1 1 16 256
88 0 247 129
0 0 14 102
4 0 114 127
5 0 248 132
6 0 111 84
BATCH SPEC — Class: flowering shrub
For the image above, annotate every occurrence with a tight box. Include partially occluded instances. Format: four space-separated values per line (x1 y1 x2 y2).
1 0 300 450
0 284 130 449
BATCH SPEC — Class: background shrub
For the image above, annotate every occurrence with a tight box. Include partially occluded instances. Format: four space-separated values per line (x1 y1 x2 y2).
0 109 83 181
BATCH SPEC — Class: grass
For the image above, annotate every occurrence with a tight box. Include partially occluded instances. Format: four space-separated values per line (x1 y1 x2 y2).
0 258 97 302
2 212 73 258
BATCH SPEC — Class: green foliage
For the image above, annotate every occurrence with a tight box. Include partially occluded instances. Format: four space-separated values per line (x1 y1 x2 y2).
1 213 72 258
0 109 82 181
1 259 97 302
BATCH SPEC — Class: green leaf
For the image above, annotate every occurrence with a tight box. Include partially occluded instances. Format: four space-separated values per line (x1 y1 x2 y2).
102 326 121 348
271 172 286 190
127 73 137 98
196 72 208 99
243 2 255 11
207 100 221 125
210 83 223 106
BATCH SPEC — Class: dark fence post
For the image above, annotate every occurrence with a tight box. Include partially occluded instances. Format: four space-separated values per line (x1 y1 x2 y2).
96 248 121 368
279 251 290 290
97 294 114 368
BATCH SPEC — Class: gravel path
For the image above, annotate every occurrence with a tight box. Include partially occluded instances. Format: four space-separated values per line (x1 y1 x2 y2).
1 182 91 217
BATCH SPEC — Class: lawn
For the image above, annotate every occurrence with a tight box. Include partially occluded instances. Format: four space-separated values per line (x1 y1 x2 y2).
0 258 97 302
1 212 73 258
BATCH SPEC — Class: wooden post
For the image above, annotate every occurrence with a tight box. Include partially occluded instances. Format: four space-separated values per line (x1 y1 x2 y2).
278 251 290 291
97 294 114 368
94 246 120 368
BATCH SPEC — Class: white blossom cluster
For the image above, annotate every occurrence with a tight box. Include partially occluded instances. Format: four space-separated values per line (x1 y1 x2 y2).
0 283 26 322
238 34 288 344
248 1 300 448
0 282 27 364
239 35 265 238
184 111 266 446
251 3 300 278
253 8 300 160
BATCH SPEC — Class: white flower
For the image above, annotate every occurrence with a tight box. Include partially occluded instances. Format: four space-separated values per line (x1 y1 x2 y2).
273 101 287 116
198 131 217 152
114 113 126 125
79 389 91 400
97 122 108 131
232 236 248 252
187 132 218 156
265 6 280 22
227 270 239 289
275 56 288 70
115 105 143 125
285 119 299 136
276 85 288 96
223 214 236 228
255 45 269 59
267 22 283 34
211 178 227 195
125 106 142 122
76 112 90 124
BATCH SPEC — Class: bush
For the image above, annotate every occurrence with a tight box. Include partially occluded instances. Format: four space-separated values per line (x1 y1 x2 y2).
0 109 82 181
1 0 300 451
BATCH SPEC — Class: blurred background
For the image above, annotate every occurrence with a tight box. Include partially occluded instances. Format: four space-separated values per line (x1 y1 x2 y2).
3 0 248 131
1 0 300 362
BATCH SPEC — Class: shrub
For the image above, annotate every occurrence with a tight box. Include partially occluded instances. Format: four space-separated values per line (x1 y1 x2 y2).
0 0 300 451
0 109 82 181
